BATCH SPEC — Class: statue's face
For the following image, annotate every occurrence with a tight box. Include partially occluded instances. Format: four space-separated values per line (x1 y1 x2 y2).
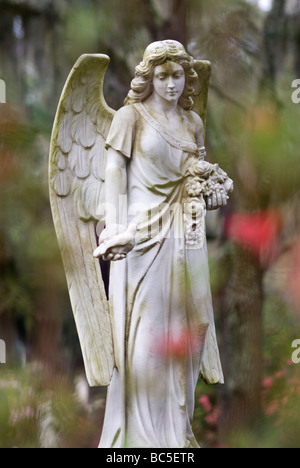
152 61 185 105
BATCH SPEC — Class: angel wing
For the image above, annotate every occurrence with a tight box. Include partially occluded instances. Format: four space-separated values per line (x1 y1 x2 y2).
49 54 115 387
192 60 212 140
192 60 225 384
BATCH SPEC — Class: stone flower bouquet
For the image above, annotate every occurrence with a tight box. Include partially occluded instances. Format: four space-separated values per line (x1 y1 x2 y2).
183 150 233 248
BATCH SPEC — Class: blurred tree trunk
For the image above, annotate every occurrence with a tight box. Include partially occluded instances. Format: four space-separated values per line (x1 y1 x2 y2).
0 0 66 114
218 0 287 444
164 0 188 45
218 246 263 441
143 0 188 45
290 0 300 77
259 0 287 101
294 17 300 77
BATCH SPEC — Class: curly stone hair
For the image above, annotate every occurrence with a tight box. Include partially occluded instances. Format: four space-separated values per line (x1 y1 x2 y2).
124 40 198 110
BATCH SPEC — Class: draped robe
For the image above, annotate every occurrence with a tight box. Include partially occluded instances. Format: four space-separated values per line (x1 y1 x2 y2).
99 103 223 448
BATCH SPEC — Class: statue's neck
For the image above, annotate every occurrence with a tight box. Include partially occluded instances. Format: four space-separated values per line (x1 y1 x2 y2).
145 94 179 117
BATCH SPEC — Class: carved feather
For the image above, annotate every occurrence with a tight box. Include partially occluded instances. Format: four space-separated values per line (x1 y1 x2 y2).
49 55 116 386
192 60 212 138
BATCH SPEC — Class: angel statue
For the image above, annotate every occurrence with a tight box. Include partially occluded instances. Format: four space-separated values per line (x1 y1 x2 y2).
49 40 233 448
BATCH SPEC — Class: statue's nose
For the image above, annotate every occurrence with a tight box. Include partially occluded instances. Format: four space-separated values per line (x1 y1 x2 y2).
168 78 175 89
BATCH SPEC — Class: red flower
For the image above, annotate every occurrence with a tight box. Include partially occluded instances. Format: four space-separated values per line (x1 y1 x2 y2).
225 210 282 267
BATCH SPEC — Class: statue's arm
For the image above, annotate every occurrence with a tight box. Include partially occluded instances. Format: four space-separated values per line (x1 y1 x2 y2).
94 148 137 261
192 111 231 210
104 148 127 227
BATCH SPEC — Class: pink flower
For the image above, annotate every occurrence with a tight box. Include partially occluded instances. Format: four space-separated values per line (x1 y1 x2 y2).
199 395 212 413
205 407 219 425
262 377 274 389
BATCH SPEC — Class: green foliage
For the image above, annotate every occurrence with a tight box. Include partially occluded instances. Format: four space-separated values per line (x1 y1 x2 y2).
0 366 105 448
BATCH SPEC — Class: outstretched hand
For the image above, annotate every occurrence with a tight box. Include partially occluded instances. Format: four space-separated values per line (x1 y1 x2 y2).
93 224 137 262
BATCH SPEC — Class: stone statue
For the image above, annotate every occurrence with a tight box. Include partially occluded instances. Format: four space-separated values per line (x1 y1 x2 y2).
49 40 233 448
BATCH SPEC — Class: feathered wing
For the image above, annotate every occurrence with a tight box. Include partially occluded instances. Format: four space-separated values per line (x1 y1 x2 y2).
49 54 115 386
192 60 212 138
192 60 224 384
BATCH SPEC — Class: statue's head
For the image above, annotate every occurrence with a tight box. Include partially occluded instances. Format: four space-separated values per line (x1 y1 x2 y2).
125 40 198 110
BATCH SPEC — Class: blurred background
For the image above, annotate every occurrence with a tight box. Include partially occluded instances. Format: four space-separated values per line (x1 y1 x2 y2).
0 0 300 448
